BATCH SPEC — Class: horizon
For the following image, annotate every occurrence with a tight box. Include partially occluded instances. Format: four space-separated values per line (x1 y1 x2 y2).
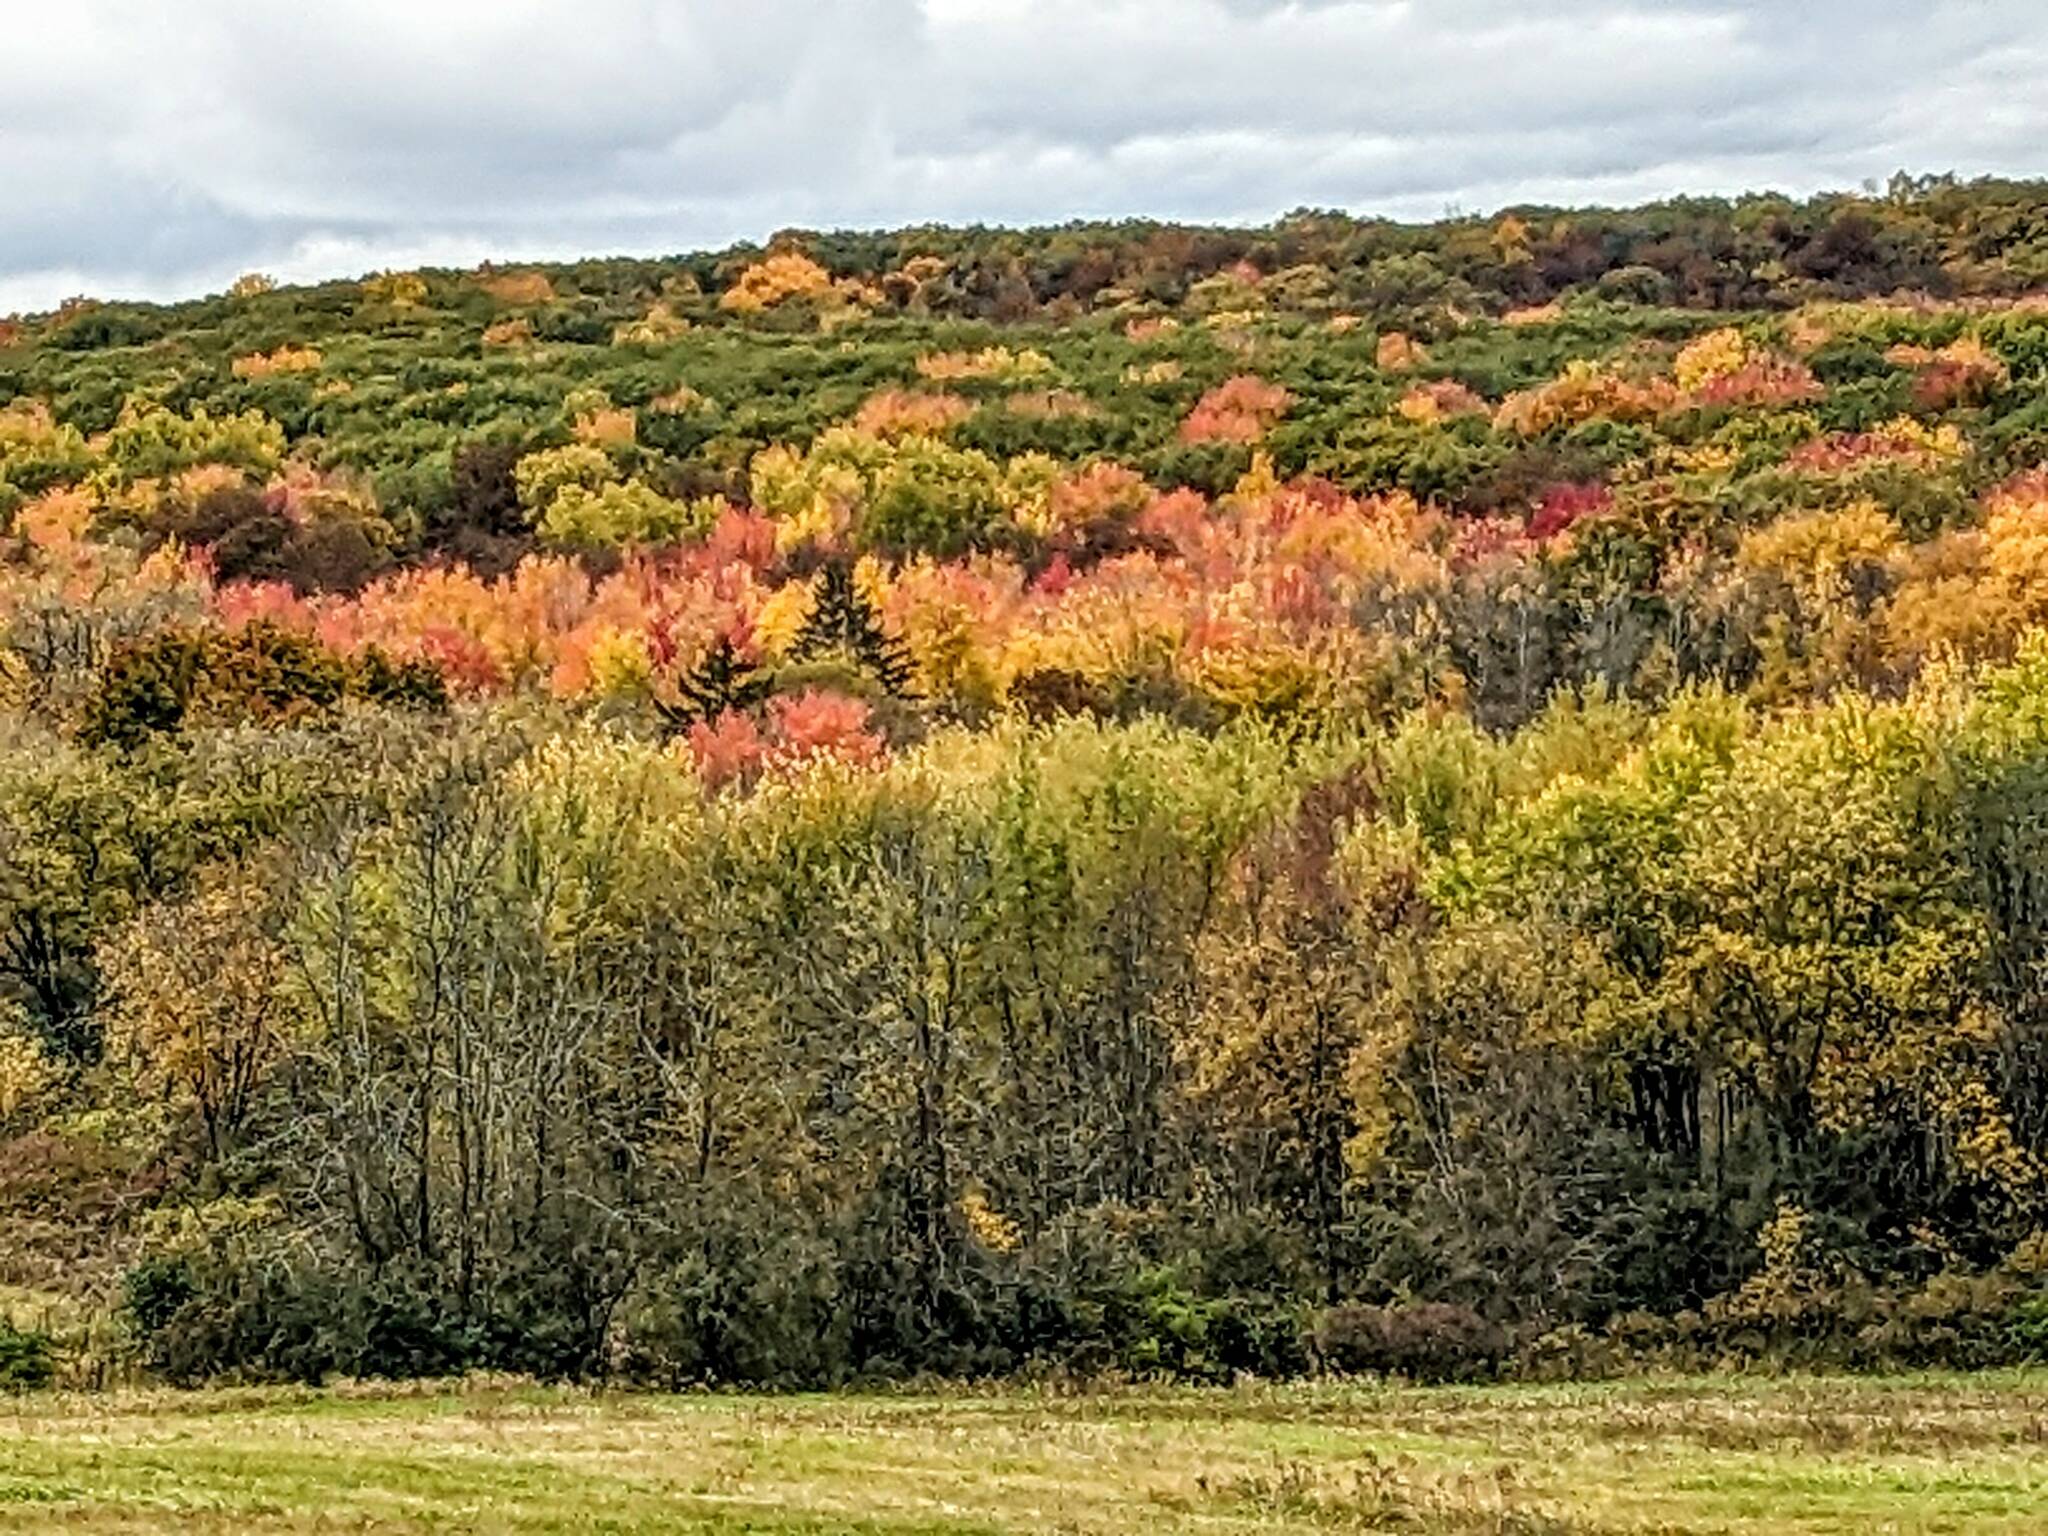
4 169 2026 319
6 0 2044 316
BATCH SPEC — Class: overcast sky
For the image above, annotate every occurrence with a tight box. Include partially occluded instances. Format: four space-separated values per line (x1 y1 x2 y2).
3 0 2043 314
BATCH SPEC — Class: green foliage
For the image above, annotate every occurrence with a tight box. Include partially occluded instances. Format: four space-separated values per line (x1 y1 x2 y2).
657 635 769 732
790 561 914 696
80 623 443 749
0 1317 55 1391
1311 1303 1506 1383
13 188 2048 1390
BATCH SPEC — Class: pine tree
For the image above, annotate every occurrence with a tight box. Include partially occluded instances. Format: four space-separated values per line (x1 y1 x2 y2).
655 635 768 734
792 559 915 696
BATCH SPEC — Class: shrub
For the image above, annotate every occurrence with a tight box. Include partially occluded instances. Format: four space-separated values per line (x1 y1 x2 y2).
80 623 444 748
0 1318 56 1391
1311 1303 1506 1383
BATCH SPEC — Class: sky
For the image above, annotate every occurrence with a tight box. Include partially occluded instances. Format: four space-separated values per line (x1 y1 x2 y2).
3 0 2044 314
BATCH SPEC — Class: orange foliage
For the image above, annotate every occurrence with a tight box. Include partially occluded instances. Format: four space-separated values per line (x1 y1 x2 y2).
572 406 637 446
1684 357 1822 409
1181 375 1292 444
478 269 556 305
1495 361 1675 435
720 251 837 313
850 390 973 437
686 709 768 789
1376 332 1428 371
1885 337 2009 408
1050 462 1151 528
768 690 885 769
240 470 1476 723
231 345 322 379
481 317 535 350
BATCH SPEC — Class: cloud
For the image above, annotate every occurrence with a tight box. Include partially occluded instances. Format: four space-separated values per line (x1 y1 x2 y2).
1 0 2042 311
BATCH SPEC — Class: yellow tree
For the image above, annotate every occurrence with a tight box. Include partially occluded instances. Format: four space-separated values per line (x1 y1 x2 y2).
1188 765 1409 1298
99 862 290 1159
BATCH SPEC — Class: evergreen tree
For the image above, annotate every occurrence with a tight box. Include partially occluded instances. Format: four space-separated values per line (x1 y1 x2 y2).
792 559 915 697
655 634 769 734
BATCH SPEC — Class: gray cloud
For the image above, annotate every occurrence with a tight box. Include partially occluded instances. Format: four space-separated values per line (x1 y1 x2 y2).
1 0 2042 313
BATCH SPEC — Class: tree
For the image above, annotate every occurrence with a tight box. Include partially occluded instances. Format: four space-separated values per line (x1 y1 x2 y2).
100 861 289 1159
792 560 915 697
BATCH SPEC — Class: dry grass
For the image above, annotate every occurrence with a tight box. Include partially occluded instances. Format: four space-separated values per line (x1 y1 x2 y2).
0 1374 2043 1532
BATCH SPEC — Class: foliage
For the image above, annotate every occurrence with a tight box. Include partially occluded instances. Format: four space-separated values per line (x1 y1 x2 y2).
0 1317 55 1390
7 188 2048 1386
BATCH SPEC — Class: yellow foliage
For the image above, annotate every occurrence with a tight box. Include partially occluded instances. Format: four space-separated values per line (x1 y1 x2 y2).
613 303 693 347
231 344 322 379
959 1187 1021 1253
915 346 1053 382
1492 214 1534 265
720 251 837 313
541 481 707 549
100 867 289 1152
648 385 710 415
1396 379 1488 425
360 270 428 308
584 627 655 697
1230 451 1281 504
1185 638 1327 714
1898 416 1969 462
515 444 617 516
751 580 815 659
1674 327 1751 391
1122 360 1183 385
0 1020 53 1120
749 442 862 553
1737 500 1903 582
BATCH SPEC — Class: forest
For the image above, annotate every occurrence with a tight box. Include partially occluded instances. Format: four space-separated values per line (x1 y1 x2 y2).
5 176 2048 1388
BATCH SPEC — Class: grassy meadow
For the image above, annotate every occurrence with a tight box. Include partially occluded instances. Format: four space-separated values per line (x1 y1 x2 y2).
0 1375 2043 1533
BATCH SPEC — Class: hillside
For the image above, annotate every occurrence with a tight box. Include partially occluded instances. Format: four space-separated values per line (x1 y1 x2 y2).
4 180 2048 1388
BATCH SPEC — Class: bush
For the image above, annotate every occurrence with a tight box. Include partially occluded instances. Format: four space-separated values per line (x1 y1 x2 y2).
0 1318 55 1391
80 623 445 748
1311 1303 1506 1383
123 1246 633 1387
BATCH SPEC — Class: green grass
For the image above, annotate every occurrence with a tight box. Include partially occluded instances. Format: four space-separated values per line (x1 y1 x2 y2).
0 1374 2044 1532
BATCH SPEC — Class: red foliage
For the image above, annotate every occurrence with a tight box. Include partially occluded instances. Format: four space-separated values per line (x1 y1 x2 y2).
215 579 316 632
1032 552 1075 597
1180 375 1292 444
416 624 505 691
769 690 886 770
1786 430 1946 474
687 709 768 789
1686 358 1822 409
1526 482 1613 542
691 510 780 577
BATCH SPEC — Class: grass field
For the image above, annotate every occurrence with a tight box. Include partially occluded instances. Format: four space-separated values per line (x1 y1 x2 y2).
0 1375 2044 1533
